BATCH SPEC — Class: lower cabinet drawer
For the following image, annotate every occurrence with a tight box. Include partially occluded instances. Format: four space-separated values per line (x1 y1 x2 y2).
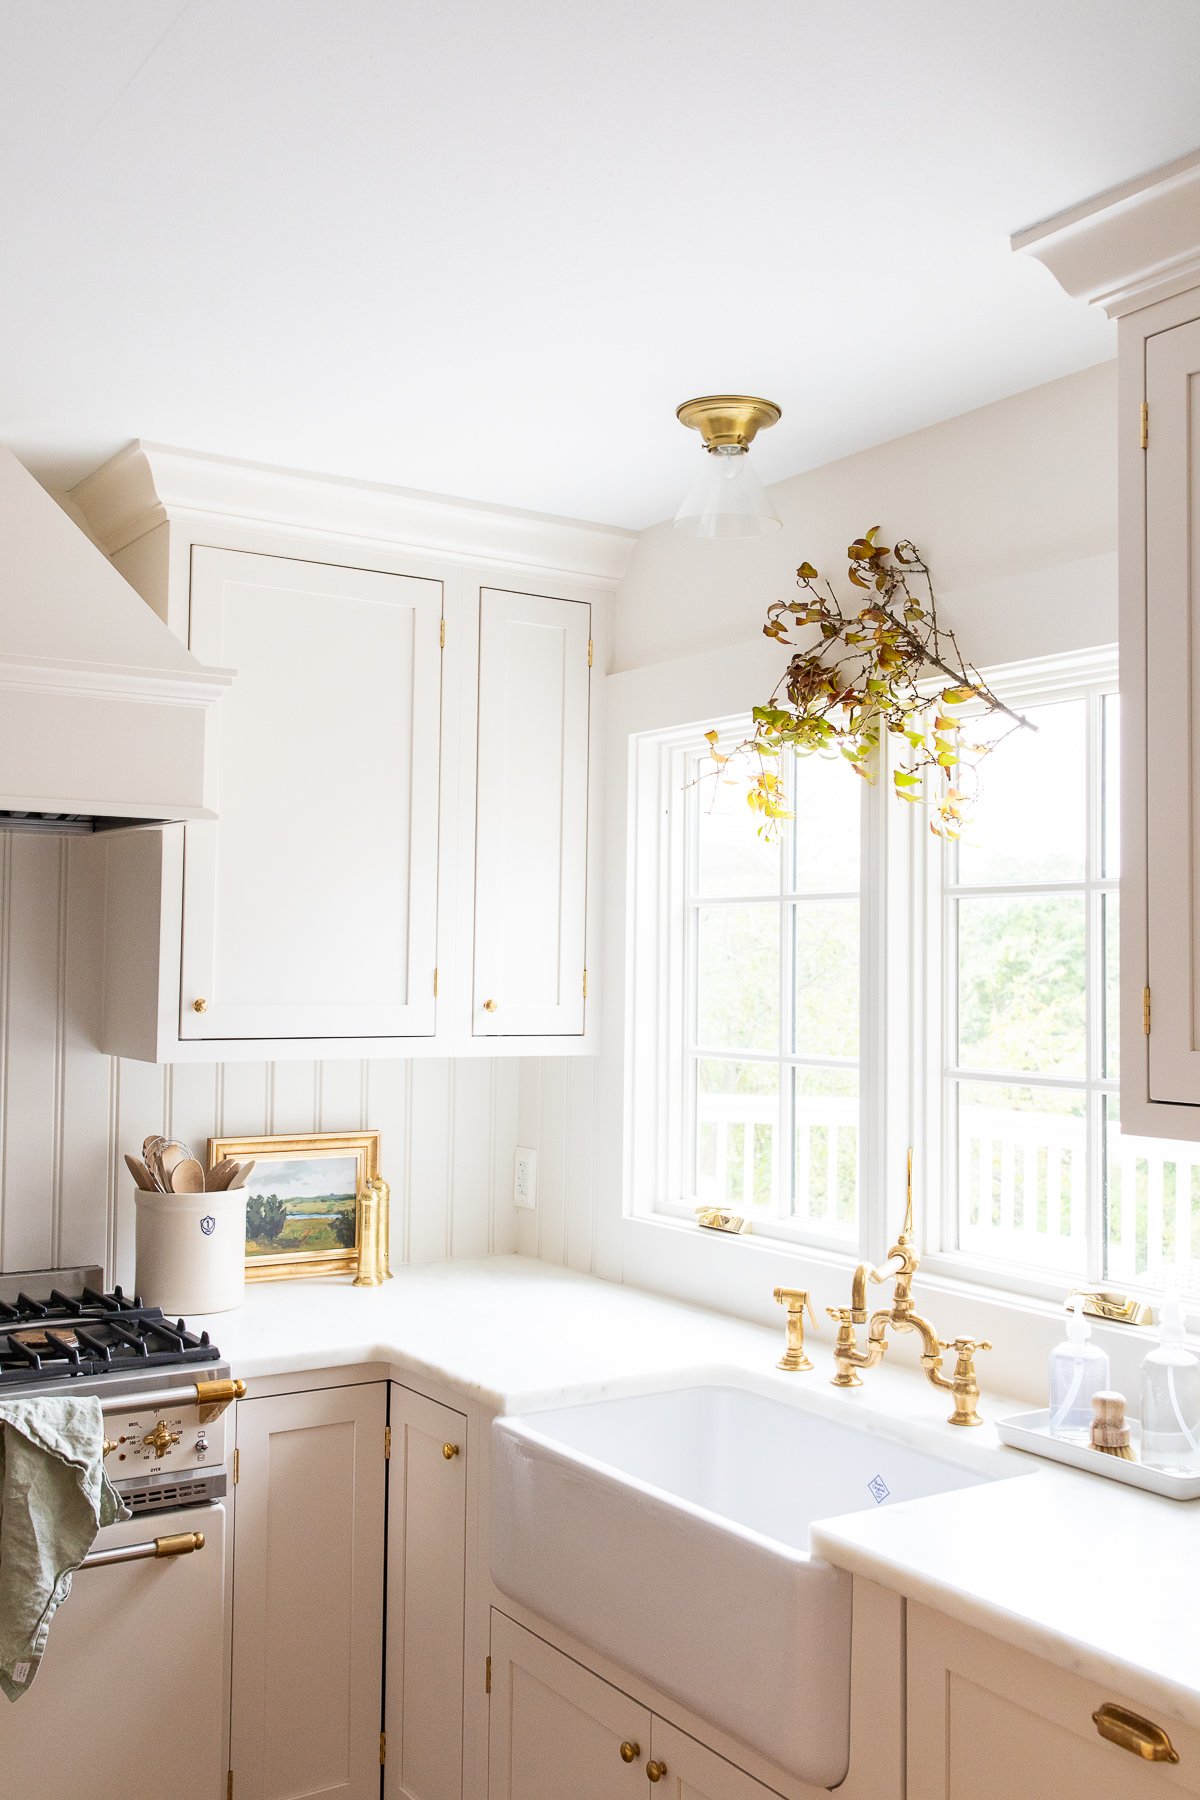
908 1603 1200 1800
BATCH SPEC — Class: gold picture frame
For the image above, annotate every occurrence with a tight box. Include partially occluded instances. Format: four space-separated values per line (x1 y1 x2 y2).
208 1130 380 1283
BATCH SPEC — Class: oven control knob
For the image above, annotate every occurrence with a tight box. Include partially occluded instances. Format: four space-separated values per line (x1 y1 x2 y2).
195 1432 208 1455
142 1421 182 1459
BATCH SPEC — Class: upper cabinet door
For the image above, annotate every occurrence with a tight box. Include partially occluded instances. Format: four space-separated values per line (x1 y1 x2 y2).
1144 318 1200 1104
473 588 591 1036
180 548 442 1040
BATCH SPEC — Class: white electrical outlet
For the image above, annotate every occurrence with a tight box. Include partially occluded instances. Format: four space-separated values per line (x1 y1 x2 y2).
513 1146 538 1210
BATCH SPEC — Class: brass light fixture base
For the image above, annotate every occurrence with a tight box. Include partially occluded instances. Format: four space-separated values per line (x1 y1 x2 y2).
676 394 782 451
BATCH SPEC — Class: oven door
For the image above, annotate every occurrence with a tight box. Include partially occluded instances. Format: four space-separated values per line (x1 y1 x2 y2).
0 1502 226 1800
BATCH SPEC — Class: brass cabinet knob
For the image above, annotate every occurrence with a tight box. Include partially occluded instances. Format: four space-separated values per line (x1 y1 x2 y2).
442 1442 460 1460
646 1762 667 1783
193 997 208 1013
619 1742 640 1764
482 998 498 1013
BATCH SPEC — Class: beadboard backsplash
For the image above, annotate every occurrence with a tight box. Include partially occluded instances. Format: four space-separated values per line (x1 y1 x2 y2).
0 831 518 1289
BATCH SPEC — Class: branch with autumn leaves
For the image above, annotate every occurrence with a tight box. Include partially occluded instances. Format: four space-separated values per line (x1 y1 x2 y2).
705 528 1033 838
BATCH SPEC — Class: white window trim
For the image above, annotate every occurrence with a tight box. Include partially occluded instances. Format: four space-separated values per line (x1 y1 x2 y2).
915 644 1131 1307
625 709 899 1266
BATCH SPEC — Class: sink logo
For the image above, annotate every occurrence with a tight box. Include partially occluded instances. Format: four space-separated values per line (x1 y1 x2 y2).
200 1214 216 1237
868 1473 891 1505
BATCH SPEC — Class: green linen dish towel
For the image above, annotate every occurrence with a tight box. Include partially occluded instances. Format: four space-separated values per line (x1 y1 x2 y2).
0 1396 130 1699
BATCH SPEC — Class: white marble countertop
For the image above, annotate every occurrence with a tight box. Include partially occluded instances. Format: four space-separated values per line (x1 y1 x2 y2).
196 1254 1199 1726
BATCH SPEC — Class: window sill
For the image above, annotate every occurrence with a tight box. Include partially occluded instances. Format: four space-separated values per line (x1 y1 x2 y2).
619 1212 1178 1406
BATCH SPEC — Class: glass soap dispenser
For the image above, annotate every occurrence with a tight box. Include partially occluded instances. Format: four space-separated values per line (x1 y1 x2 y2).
1140 1289 1200 1473
1049 1296 1110 1444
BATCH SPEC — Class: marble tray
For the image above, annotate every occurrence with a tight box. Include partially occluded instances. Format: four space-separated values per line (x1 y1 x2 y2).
997 1408 1200 1500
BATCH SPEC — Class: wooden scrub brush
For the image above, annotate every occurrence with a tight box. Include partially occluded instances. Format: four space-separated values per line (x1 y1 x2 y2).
1090 1390 1136 1460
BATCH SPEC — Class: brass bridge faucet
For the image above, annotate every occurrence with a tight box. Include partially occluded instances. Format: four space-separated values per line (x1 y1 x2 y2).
826 1151 991 1427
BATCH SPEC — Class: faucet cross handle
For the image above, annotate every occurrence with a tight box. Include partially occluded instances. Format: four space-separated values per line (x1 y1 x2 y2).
938 1336 993 1428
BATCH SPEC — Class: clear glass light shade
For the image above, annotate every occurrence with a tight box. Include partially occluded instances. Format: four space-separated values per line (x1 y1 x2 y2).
673 445 782 539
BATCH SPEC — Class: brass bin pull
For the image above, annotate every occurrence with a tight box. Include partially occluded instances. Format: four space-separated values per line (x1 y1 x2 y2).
619 1742 640 1763
1093 1702 1180 1763
81 1531 206 1569
646 1761 668 1782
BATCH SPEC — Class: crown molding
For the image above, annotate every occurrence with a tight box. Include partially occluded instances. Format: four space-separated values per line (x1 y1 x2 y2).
0 650 232 706
71 441 637 585
1012 147 1200 317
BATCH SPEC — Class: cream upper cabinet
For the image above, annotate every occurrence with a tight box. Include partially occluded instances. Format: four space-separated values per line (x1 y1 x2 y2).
181 548 442 1042
1143 317 1200 1108
473 588 591 1037
72 448 621 1061
907 1603 1200 1799
230 1383 388 1800
385 1384 468 1800
1014 151 1200 1137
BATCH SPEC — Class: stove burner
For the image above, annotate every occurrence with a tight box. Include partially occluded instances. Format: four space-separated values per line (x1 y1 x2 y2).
0 1287 218 1383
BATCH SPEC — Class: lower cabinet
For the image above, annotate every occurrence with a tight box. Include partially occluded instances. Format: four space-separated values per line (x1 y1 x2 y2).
230 1384 388 1800
385 1383 469 1800
908 1604 1200 1799
487 1613 783 1800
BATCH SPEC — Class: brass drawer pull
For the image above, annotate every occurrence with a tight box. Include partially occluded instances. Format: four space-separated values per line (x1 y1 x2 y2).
619 1742 640 1763
442 1442 460 1460
483 998 498 1013
646 1762 667 1783
1093 1702 1180 1763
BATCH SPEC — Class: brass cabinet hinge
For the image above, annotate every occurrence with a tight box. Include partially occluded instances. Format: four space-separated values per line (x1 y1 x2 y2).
384 1424 392 1461
1140 402 1149 450
227 1773 233 1800
433 967 439 998
485 1654 492 1695
232 1447 239 1485
380 1731 386 1767
582 968 588 1000
1144 985 1152 1035
440 617 446 649
587 637 594 668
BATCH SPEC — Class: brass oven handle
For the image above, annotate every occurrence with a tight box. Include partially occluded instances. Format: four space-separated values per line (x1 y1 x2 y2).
1093 1702 1180 1763
81 1531 206 1569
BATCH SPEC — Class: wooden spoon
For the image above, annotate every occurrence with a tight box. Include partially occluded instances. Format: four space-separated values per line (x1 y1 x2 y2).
170 1157 206 1193
231 1159 256 1190
205 1157 238 1191
124 1153 154 1191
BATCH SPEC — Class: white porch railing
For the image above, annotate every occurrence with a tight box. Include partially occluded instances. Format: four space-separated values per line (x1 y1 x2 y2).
696 1090 1200 1290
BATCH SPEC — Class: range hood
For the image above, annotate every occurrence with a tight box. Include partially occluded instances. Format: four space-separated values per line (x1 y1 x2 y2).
0 446 231 827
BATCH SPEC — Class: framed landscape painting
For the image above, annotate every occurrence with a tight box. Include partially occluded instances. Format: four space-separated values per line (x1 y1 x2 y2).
207 1130 380 1282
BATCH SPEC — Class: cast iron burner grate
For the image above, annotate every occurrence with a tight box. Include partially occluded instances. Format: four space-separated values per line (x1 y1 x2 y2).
0 1305 219 1383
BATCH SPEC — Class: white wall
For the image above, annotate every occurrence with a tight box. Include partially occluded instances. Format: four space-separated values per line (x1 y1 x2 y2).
616 359 1117 674
0 830 518 1290
522 363 1122 1366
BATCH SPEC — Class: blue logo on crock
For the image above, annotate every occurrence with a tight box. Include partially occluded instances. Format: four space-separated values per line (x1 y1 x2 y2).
200 1214 216 1237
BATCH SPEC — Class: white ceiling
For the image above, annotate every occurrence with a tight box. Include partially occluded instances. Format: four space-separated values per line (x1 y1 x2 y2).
2 1 1199 528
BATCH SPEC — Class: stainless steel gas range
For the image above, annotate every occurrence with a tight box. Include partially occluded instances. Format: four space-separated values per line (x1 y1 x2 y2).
0 1264 240 1800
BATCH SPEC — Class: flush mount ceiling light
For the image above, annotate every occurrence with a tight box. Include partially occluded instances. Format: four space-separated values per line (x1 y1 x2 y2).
673 394 783 538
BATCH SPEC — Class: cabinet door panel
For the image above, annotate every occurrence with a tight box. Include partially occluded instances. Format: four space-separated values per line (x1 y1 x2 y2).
473 588 590 1036
231 1385 387 1800
908 1604 1200 1800
182 548 441 1040
1145 317 1200 1102
386 1385 467 1800
649 1718 786 1800
488 1613 648 1800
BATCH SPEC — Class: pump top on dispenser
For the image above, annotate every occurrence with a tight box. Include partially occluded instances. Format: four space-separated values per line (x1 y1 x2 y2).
1141 1289 1200 1473
1048 1296 1110 1444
